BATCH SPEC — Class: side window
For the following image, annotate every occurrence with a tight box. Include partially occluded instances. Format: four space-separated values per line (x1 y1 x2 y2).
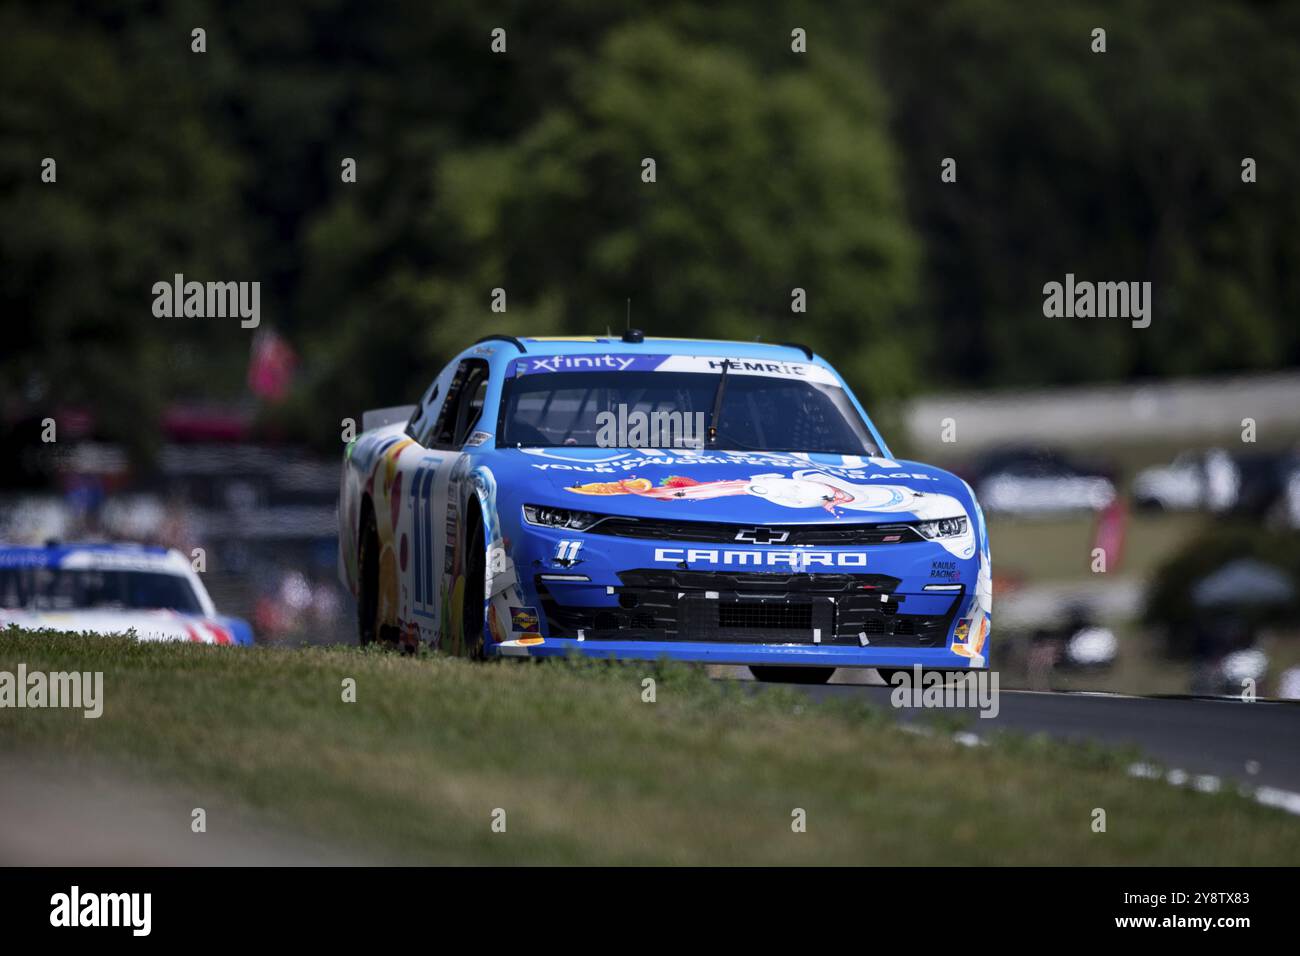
458 376 489 445
405 377 442 445
430 359 491 449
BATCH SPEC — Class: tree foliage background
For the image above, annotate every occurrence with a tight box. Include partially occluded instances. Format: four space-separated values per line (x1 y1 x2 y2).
2 0 1297 453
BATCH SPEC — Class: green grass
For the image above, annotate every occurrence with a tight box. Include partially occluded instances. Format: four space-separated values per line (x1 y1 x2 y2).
2 630 1297 864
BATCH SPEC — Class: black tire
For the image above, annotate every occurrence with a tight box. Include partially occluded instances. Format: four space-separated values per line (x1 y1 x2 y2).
356 506 380 646
357 505 403 650
750 666 835 685
461 519 487 660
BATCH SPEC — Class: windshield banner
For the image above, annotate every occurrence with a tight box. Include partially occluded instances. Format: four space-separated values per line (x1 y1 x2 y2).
506 354 839 384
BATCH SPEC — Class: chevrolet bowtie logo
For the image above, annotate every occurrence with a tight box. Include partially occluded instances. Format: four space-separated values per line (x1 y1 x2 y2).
734 527 789 544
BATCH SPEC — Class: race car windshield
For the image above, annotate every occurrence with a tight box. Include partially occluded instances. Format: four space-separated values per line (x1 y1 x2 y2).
0 568 204 614
498 370 880 454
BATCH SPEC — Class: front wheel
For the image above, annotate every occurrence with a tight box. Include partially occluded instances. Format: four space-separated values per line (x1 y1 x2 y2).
461 520 487 660
750 666 835 685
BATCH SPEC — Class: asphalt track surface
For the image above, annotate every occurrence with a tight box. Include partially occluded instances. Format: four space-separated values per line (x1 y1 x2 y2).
770 678 1300 795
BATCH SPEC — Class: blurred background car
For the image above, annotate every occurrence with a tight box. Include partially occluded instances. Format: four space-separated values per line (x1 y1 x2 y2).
0 542 254 644
1134 446 1300 523
1133 448 1239 513
966 446 1117 516
0 417 349 644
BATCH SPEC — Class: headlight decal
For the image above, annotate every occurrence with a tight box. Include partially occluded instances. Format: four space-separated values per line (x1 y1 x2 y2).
522 504 602 531
913 516 968 539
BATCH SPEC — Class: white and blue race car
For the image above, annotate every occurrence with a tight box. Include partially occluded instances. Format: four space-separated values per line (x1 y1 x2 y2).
0 542 253 645
338 335 991 683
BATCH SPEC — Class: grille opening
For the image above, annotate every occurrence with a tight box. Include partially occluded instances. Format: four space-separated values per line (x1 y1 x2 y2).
718 602 813 630
533 572 957 646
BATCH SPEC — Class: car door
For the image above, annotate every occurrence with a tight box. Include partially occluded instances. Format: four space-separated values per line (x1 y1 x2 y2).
400 358 491 647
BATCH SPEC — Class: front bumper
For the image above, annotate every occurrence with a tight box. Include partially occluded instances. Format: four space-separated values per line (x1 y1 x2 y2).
495 518 989 668
492 636 981 668
536 568 960 645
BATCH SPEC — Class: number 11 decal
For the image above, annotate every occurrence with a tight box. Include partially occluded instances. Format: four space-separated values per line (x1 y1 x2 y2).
554 540 583 566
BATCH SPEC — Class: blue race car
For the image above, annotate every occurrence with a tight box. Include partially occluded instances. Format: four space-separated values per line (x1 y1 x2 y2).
338 334 991 683
0 542 255 645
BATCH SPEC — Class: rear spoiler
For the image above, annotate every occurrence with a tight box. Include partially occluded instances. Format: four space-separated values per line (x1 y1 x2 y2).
361 405 416 432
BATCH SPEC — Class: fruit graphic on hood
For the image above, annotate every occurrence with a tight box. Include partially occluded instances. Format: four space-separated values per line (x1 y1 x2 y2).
565 477 654 495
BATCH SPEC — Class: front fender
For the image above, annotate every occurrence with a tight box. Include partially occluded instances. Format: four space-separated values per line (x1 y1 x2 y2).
467 464 528 647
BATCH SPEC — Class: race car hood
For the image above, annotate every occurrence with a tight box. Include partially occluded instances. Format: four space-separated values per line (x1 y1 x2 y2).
0 608 254 645
504 448 976 525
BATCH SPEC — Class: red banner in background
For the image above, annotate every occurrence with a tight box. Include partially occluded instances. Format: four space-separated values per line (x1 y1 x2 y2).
248 329 297 403
1092 495 1128 573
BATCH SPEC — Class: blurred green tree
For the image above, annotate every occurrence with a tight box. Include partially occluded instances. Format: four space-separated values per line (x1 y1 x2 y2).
288 14 918 444
0 3 252 462
874 0 1300 387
